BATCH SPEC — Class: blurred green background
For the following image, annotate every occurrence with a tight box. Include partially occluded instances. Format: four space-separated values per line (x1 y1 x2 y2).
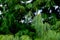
0 0 60 40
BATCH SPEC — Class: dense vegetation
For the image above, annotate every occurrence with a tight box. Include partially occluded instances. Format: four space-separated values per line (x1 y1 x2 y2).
0 0 60 40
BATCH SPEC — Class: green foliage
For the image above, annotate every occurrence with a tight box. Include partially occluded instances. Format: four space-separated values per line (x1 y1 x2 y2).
20 35 32 40
15 30 29 36
0 35 32 40
0 35 14 40
32 15 44 37
52 21 60 31
0 0 60 40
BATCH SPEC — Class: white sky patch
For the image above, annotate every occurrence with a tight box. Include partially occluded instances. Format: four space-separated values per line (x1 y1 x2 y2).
24 16 32 23
0 4 3 7
24 15 27 19
34 9 42 15
20 1 25 4
38 10 42 14
20 20 25 23
53 5 59 10
29 20 32 23
28 19 32 23
0 11 2 15
49 10 52 13
26 0 33 4
20 0 33 4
